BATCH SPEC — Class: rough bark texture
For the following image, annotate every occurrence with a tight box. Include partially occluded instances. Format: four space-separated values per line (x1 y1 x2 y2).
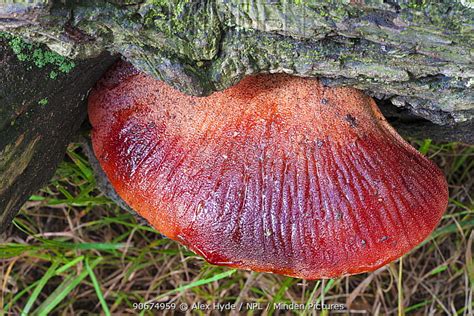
0 1 472 132
0 35 116 234
379 101 474 144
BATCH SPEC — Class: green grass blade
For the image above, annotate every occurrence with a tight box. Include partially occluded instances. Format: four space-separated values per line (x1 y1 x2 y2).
405 300 430 313
55 256 85 275
429 265 448 276
85 258 111 316
316 279 336 304
33 258 101 315
302 280 321 316
150 269 237 302
267 277 298 314
398 257 405 316
67 150 94 182
0 244 37 258
419 139 432 155
44 240 125 251
416 219 474 249
22 261 60 315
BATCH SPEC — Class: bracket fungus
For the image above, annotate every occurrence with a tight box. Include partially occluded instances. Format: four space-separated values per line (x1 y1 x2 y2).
88 61 448 279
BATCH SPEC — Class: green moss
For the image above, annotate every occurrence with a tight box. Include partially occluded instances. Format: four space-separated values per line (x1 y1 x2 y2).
38 98 48 106
8 37 31 62
49 71 58 80
402 0 429 10
1 32 75 79
144 0 192 36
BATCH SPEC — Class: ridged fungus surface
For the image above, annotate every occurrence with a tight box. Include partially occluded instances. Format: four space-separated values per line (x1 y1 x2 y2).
89 61 448 279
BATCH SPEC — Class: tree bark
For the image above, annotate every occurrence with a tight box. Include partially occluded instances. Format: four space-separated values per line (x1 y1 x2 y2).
0 1 472 132
0 35 116 234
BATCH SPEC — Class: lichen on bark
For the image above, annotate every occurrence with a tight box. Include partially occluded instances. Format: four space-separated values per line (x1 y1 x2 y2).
0 37 116 233
0 0 473 127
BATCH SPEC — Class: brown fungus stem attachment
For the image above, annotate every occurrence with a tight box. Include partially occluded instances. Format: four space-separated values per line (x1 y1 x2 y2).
88 61 448 279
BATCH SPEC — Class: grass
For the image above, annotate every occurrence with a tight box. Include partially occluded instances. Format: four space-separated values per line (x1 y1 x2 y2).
0 140 473 315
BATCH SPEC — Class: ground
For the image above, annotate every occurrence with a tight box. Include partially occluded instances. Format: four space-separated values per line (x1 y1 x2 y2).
0 140 473 315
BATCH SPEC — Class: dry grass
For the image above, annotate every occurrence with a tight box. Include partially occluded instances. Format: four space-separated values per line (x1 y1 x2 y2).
0 140 473 315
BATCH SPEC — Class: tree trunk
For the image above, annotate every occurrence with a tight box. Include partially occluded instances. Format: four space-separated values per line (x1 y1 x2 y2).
0 34 116 234
1 1 472 132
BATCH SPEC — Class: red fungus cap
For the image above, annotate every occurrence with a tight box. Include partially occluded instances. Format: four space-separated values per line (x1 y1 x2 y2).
89 61 448 279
